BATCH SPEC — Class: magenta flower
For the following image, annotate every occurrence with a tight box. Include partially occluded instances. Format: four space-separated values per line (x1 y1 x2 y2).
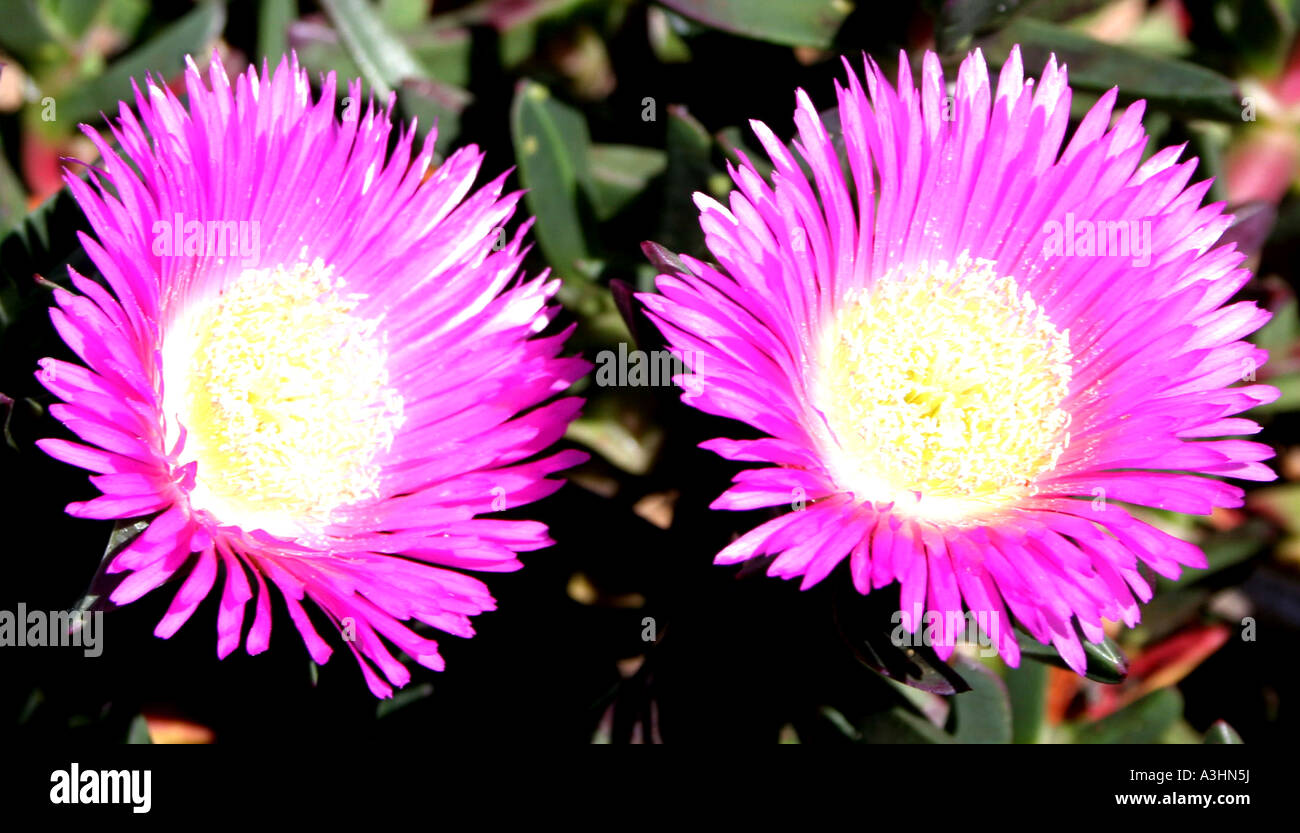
37 54 588 697
641 47 1279 673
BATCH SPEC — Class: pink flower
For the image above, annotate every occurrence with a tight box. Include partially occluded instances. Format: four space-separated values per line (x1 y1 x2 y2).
37 53 588 697
641 47 1278 673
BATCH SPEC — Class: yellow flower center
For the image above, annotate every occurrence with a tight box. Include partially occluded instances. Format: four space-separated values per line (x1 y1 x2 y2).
819 253 1073 524
163 258 404 538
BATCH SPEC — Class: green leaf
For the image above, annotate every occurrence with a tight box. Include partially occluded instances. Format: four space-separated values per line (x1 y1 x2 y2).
440 0 596 66
659 106 717 256
376 682 434 718
0 1 63 67
1247 483 1300 534
0 136 27 236
1184 121 1230 205
1204 719 1244 744
932 0 1032 54
1252 295 1299 355
1256 372 1300 415
1005 658 1049 743
586 144 667 221
49 0 111 40
407 25 472 88
59 2 227 127
379 0 433 29
398 78 471 155
1 394 43 452
658 0 853 49
257 0 296 65
17 688 44 724
290 18 364 82
816 705 863 740
830 586 972 696
125 714 152 744
308 5 472 152
293 20 471 90
950 656 1012 743
1161 718 1202 744
1074 688 1183 743
0 182 85 285
859 706 957 743
0 180 90 340
320 0 426 97
511 79 592 279
1023 0 1116 23
647 6 693 63
1217 0 1298 75
69 516 154 616
566 389 664 474
980 17 1241 120
1016 629 1129 683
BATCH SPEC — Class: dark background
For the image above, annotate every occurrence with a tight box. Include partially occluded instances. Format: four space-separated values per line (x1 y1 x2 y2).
0 0 1297 744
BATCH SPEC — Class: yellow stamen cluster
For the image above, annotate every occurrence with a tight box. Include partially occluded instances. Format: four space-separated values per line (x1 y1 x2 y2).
169 258 404 537
820 253 1073 524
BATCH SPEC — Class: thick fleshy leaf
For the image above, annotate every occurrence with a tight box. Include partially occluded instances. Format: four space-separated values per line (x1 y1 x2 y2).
587 144 667 222
949 656 1013 743
376 682 434 718
1074 688 1183 743
1016 629 1129 684
511 79 593 278
566 390 664 474
833 588 972 696
659 106 718 255
658 0 852 49
647 6 693 63
68 516 155 615
60 2 227 127
1005 658 1049 744
1204 719 1244 744
0 182 86 301
0 136 26 233
398 78 471 155
981 18 1241 120
859 706 958 743
126 714 152 744
379 0 433 29
406 24 472 88
0 2 61 66
1252 293 1298 356
319 0 425 97
931 0 1032 54
257 0 296 64
290 18 363 81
